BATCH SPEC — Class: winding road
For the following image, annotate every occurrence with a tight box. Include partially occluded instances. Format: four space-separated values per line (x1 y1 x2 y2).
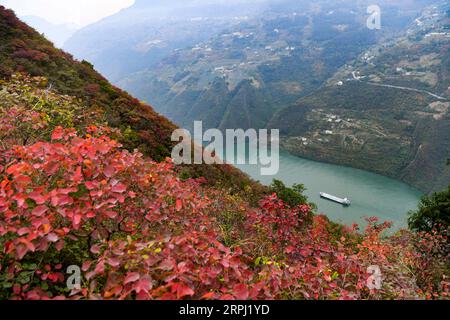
350 71 448 101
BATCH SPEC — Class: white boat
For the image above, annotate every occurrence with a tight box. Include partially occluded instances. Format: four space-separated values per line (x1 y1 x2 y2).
320 192 351 206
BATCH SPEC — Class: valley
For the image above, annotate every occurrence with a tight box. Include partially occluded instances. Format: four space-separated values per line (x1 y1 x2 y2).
62 0 450 193
0 1 449 302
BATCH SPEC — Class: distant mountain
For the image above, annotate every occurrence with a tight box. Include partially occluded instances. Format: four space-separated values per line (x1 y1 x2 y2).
20 15 77 47
64 0 272 81
117 0 431 130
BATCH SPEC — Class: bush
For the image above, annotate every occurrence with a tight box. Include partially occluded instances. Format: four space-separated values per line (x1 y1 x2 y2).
0 75 448 300
0 126 448 299
269 179 314 209
408 186 450 233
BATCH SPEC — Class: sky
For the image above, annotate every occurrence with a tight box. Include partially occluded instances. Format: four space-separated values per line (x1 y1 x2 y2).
2 0 135 27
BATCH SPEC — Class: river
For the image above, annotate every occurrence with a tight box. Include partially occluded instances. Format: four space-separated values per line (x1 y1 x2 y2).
233 149 423 231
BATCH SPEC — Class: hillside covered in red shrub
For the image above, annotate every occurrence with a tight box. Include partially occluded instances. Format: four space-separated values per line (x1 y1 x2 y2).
0 7 448 300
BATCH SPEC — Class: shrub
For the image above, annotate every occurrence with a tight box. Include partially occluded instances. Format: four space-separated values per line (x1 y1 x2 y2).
408 186 450 233
0 75 448 300
269 179 310 208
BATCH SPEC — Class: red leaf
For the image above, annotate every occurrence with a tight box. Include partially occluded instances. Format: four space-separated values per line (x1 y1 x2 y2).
134 275 152 294
82 261 93 272
28 192 46 205
73 214 82 227
13 195 27 208
72 166 83 183
124 272 140 285
107 258 120 268
17 227 29 236
175 199 183 212
160 258 175 271
13 284 21 295
51 127 64 141
32 205 48 217
90 245 101 254
94 261 105 274
176 283 194 299
112 183 126 193
16 243 29 260
104 165 115 178
233 284 249 300
47 233 59 243
55 240 64 251
285 246 295 254
105 211 118 219
200 292 216 300
24 240 37 252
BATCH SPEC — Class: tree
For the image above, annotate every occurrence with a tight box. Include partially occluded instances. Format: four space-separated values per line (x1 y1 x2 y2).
408 186 450 233
408 159 450 233
269 179 310 208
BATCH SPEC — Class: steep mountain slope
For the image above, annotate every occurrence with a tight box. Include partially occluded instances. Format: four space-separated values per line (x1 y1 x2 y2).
270 4 450 193
64 0 271 82
0 6 266 199
0 6 175 161
117 0 431 130
1 74 447 301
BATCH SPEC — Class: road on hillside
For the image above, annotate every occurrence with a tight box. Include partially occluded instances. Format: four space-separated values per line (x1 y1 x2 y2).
350 71 448 101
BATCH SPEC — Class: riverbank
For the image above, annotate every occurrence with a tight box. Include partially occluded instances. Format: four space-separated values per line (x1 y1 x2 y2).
279 136 449 195
235 149 422 231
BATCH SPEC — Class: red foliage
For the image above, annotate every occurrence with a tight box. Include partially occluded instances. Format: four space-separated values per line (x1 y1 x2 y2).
0 111 448 300
84 83 100 96
13 49 49 62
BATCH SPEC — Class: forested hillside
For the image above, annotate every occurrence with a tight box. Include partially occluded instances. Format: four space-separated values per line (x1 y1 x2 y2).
117 0 411 130
0 5 266 200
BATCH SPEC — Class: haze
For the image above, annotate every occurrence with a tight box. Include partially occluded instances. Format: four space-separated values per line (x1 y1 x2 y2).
1 0 135 26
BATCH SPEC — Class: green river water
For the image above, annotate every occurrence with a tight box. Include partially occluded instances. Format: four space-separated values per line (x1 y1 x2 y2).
233 150 423 230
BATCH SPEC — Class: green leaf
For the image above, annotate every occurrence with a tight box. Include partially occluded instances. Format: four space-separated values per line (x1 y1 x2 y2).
2 282 13 289
24 263 38 271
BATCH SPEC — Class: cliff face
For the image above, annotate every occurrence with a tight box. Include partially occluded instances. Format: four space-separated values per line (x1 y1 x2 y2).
271 82 450 194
